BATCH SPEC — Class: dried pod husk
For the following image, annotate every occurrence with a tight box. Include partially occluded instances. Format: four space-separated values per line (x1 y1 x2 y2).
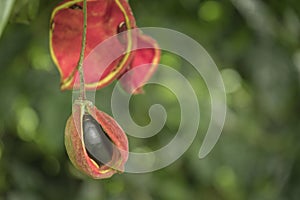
65 100 128 179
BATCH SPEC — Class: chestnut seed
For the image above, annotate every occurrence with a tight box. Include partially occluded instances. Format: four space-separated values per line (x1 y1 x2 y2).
83 114 113 166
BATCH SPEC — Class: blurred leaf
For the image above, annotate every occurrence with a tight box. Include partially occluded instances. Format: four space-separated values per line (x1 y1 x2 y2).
10 0 39 24
0 0 15 38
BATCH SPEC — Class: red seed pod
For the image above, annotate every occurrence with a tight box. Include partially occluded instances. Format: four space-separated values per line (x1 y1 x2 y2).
65 100 128 179
50 0 160 93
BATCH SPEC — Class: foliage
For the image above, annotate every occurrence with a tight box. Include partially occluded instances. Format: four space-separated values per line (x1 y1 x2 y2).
0 0 300 199
0 0 15 37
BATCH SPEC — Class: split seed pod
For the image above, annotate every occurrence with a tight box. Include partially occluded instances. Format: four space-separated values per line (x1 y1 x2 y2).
65 100 128 179
50 0 160 94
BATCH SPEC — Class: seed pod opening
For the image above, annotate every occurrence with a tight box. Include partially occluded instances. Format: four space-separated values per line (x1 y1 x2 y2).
65 100 128 179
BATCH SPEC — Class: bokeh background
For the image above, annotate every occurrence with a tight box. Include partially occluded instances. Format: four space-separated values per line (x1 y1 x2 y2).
1 0 300 199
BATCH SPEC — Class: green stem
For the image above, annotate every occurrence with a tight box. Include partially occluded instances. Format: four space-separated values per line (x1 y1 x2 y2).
77 0 87 100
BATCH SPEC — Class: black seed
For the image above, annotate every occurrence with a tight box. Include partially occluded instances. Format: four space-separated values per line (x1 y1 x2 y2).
83 114 113 166
69 4 83 10
117 22 127 45
117 22 127 34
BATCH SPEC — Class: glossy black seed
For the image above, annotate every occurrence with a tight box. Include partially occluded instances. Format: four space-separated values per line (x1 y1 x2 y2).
69 4 83 10
83 114 113 165
117 22 127 34
117 22 127 45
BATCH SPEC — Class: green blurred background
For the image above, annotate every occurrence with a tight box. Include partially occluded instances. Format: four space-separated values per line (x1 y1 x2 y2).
1 0 300 199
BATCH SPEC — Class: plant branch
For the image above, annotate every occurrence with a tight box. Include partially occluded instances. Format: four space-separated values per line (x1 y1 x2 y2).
77 0 87 99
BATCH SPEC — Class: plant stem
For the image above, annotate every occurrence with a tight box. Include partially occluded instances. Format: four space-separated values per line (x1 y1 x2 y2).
77 0 87 100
